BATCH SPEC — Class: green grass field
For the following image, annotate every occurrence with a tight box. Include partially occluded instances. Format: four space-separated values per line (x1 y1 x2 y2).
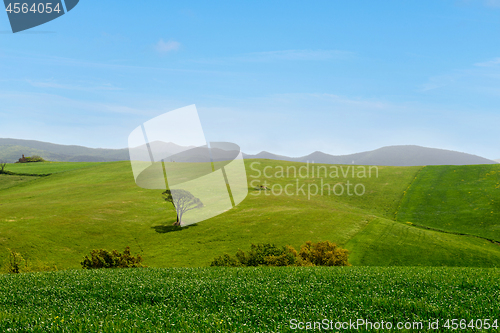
2 160 500 331
397 165 500 242
6 161 106 174
0 174 40 191
346 218 500 267
0 267 499 332
1 160 500 270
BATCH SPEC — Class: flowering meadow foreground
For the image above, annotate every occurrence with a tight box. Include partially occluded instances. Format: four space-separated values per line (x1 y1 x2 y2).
0 267 499 332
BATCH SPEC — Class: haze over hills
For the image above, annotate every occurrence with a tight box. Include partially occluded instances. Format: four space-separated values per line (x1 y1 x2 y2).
243 145 498 166
129 141 196 162
0 138 497 166
0 138 129 163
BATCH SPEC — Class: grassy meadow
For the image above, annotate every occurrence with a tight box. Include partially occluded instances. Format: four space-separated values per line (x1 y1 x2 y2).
0 174 40 191
0 267 499 332
0 160 500 269
1 159 500 331
397 165 500 241
3 161 106 175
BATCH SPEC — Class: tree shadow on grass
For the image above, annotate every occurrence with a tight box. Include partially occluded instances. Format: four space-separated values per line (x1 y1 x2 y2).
151 223 198 234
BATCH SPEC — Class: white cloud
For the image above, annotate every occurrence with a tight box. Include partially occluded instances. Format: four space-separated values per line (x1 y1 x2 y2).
154 39 180 54
484 0 500 7
191 49 353 64
419 73 460 91
419 56 500 93
474 57 500 67
0 50 224 75
457 0 500 8
26 79 122 91
266 92 389 111
197 92 495 158
241 49 353 62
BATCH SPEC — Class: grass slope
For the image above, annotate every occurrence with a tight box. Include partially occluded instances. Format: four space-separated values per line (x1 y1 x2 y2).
346 218 500 267
1 160 499 269
0 267 499 332
5 161 106 174
0 175 40 191
396 165 500 242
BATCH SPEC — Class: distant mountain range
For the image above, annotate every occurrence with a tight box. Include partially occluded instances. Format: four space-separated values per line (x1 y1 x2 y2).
0 138 129 163
0 138 497 166
243 145 498 166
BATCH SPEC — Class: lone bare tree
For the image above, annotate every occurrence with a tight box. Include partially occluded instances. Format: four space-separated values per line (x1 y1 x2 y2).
0 161 6 174
162 189 203 226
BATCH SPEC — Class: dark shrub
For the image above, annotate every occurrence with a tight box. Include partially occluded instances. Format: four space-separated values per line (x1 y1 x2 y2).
210 241 350 267
25 155 45 162
264 245 302 266
299 241 350 266
241 243 285 266
81 246 145 269
210 254 242 267
7 249 23 274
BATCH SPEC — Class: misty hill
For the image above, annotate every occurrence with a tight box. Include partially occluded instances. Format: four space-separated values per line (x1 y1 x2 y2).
243 145 498 166
129 141 196 162
0 138 129 163
1 139 497 166
0 138 231 164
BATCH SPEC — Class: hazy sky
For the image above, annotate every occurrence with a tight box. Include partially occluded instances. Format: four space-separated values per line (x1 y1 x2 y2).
1 0 499 159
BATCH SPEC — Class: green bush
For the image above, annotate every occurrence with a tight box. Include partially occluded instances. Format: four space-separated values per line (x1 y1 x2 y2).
237 243 285 266
25 155 45 162
210 254 242 267
15 155 46 163
210 241 350 267
265 245 303 266
299 241 350 266
2 249 58 273
7 249 24 274
81 247 145 269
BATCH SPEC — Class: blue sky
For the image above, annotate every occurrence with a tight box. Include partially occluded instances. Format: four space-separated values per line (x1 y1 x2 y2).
1 0 499 159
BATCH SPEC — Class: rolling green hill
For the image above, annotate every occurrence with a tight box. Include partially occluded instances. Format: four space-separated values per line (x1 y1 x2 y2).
0 160 499 270
2 161 106 175
0 174 40 191
396 165 500 242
